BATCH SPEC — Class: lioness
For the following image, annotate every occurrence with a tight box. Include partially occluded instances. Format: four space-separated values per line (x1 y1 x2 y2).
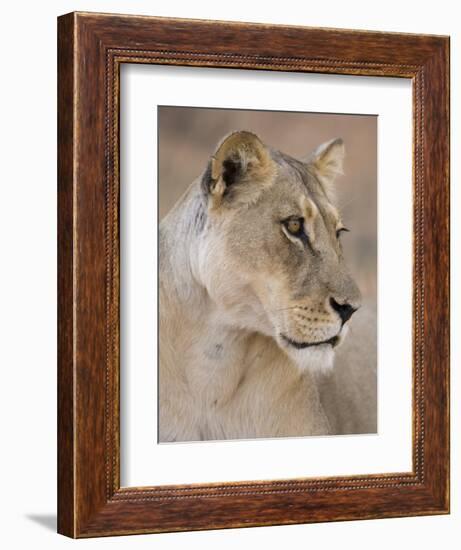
159 131 362 442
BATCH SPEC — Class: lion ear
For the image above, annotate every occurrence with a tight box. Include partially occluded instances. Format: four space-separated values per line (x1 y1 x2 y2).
306 138 345 202
202 131 276 208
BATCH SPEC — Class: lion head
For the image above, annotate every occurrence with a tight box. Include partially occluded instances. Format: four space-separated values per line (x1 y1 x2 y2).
193 130 361 372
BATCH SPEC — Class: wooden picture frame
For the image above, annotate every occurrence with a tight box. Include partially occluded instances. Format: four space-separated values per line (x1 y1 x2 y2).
57 12 450 538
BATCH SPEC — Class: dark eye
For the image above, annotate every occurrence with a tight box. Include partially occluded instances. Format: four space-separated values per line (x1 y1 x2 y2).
283 217 305 237
336 227 350 239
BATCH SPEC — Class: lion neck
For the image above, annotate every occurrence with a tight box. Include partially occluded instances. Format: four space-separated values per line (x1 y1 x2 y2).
159 181 277 387
159 181 208 310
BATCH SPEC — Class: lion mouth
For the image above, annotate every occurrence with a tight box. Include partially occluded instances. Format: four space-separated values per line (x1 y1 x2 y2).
280 333 339 349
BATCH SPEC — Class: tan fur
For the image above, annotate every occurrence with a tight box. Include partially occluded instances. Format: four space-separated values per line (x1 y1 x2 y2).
299 195 318 241
209 131 277 209
306 138 345 203
159 131 361 442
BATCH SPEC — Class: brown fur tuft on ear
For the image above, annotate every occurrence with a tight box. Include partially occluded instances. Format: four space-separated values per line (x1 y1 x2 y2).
203 131 276 208
306 138 345 202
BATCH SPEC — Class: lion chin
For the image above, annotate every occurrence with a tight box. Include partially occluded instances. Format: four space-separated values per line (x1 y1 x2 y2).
277 326 348 374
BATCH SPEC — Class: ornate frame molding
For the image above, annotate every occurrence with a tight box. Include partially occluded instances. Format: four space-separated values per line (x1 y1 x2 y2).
58 12 449 537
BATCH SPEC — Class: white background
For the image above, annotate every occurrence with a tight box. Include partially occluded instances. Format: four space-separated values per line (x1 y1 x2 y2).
121 66 412 486
0 0 458 548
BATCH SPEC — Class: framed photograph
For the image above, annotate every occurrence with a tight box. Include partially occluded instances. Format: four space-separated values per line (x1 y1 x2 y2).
58 12 450 537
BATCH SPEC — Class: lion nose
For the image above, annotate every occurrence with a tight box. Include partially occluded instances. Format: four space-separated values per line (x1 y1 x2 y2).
330 297 357 324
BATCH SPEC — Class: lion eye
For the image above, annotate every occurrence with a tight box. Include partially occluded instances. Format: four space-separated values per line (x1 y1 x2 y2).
336 227 350 239
284 217 304 236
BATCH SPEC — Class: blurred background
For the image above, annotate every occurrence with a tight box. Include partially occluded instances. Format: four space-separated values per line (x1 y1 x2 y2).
158 106 377 435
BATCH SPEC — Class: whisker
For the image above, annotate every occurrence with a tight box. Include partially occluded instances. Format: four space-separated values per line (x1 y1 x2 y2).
269 306 303 314
337 194 359 211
